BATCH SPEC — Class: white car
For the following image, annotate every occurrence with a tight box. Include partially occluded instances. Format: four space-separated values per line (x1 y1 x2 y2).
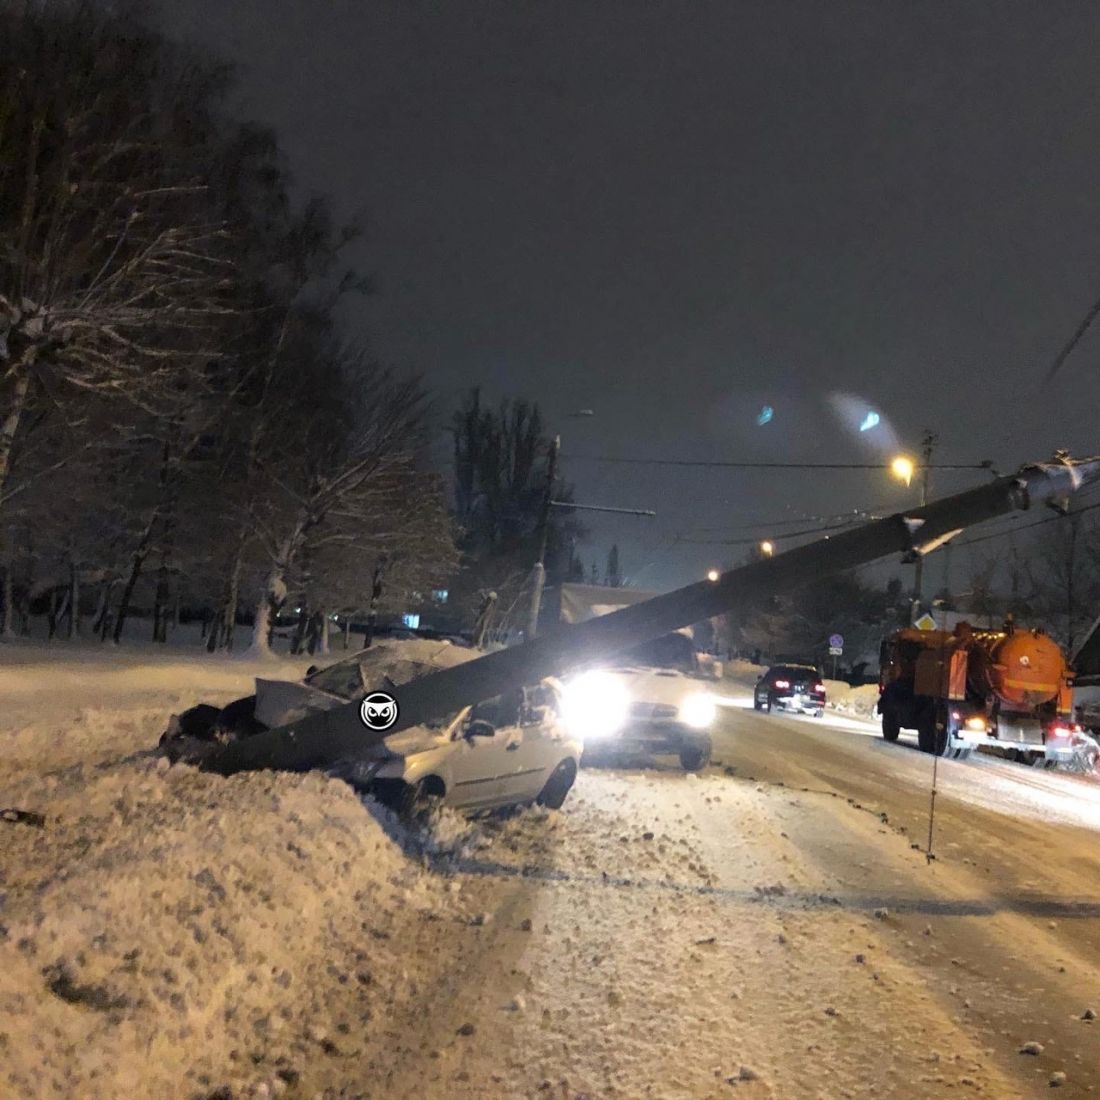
163 640 582 814
364 680 581 813
562 633 718 771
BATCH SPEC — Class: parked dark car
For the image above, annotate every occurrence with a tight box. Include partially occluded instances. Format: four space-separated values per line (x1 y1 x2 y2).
753 664 825 716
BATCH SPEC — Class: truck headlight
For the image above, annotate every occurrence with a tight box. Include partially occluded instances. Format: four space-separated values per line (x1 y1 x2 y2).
963 715 987 733
562 671 629 740
679 694 717 729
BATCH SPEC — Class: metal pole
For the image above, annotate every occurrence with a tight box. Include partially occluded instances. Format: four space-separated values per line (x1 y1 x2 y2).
525 434 560 641
191 453 1100 776
911 429 937 623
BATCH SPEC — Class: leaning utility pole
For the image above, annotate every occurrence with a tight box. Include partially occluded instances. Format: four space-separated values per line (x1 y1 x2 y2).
183 451 1100 777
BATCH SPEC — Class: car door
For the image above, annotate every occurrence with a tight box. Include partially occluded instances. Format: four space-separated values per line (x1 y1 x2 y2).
496 684 563 803
444 692 524 809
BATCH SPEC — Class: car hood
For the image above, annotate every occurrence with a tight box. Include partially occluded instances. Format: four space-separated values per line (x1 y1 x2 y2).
379 725 448 758
606 667 708 706
254 678 344 729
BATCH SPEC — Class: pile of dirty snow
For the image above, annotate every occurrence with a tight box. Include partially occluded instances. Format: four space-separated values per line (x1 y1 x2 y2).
0 754 457 1099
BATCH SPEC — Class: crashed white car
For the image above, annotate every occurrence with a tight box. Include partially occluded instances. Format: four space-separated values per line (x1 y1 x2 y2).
162 640 582 813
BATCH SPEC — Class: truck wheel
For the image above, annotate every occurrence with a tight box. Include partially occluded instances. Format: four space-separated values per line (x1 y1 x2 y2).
881 707 901 743
680 742 712 771
917 710 936 754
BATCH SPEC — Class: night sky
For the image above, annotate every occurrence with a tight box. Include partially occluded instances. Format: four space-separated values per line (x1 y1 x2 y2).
158 1 1100 591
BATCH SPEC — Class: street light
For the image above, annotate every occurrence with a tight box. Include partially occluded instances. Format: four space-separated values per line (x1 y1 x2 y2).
759 540 774 557
706 568 720 582
891 455 915 486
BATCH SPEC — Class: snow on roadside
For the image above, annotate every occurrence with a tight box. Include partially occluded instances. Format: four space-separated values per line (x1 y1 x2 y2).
0 645 460 1099
823 679 879 720
0 756 460 1099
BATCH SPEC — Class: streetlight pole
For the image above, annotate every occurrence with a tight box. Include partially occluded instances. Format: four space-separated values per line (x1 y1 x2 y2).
525 434 560 641
911 429 938 623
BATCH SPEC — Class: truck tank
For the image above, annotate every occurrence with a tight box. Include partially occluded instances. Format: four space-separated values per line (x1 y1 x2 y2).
966 629 1068 711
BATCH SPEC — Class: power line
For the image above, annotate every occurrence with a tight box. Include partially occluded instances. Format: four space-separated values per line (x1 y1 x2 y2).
687 503 892 535
674 517 867 547
1043 291 1100 383
951 496 1100 549
562 454 992 471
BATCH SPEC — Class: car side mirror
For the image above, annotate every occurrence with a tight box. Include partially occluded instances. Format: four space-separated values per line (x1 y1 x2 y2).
465 719 496 740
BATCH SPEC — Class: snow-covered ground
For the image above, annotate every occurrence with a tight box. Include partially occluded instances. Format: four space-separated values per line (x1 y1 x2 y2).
4 645 1100 1097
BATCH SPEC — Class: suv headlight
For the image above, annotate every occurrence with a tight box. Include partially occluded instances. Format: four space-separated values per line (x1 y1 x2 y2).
562 671 630 740
679 694 716 729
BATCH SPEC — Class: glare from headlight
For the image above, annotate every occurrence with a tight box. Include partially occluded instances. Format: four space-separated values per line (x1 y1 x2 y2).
562 671 630 740
679 694 717 729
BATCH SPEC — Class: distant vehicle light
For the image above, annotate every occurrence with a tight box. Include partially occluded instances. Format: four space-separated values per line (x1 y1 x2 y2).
1048 722 1083 739
679 694 717 729
964 716 987 732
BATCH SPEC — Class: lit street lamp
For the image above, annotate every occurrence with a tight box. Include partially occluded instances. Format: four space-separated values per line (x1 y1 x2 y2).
891 455 915 486
759 540 774 557
706 568 720 582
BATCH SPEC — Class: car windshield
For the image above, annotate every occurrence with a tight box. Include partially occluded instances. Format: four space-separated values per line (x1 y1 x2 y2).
609 633 696 672
305 657 365 699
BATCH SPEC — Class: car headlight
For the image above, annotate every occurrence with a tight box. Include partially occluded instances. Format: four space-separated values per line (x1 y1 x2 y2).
561 671 630 740
679 694 717 729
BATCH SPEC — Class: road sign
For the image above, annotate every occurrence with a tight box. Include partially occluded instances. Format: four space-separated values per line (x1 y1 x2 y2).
829 633 844 648
828 645 843 656
914 613 938 631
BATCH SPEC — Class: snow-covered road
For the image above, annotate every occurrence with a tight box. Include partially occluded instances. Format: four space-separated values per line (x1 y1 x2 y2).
3 652 1100 1097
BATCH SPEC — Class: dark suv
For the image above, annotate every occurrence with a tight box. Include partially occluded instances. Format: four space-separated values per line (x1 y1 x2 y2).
753 664 826 716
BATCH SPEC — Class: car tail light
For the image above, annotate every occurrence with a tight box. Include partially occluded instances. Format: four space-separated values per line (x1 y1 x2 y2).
1048 722 1083 739
773 679 790 689
812 682 824 693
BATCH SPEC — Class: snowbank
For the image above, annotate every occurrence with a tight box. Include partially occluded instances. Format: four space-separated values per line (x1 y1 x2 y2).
823 679 879 720
0 756 454 1098
0 641 479 1098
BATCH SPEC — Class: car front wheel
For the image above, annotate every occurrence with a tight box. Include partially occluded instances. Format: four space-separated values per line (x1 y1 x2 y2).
537 759 578 809
679 741 712 771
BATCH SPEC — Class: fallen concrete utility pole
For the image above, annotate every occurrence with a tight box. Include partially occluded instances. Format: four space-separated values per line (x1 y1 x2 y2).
198 452 1100 776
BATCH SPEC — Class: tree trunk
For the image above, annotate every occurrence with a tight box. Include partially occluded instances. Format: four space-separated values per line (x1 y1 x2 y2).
222 566 240 651
291 606 309 655
46 587 59 639
342 617 350 650
249 560 288 657
92 580 112 639
0 364 32 507
114 519 156 644
249 528 300 656
66 559 80 639
319 613 330 656
1 564 14 639
364 557 387 648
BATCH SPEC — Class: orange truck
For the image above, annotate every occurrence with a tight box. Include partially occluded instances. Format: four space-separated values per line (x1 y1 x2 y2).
877 620 1083 765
